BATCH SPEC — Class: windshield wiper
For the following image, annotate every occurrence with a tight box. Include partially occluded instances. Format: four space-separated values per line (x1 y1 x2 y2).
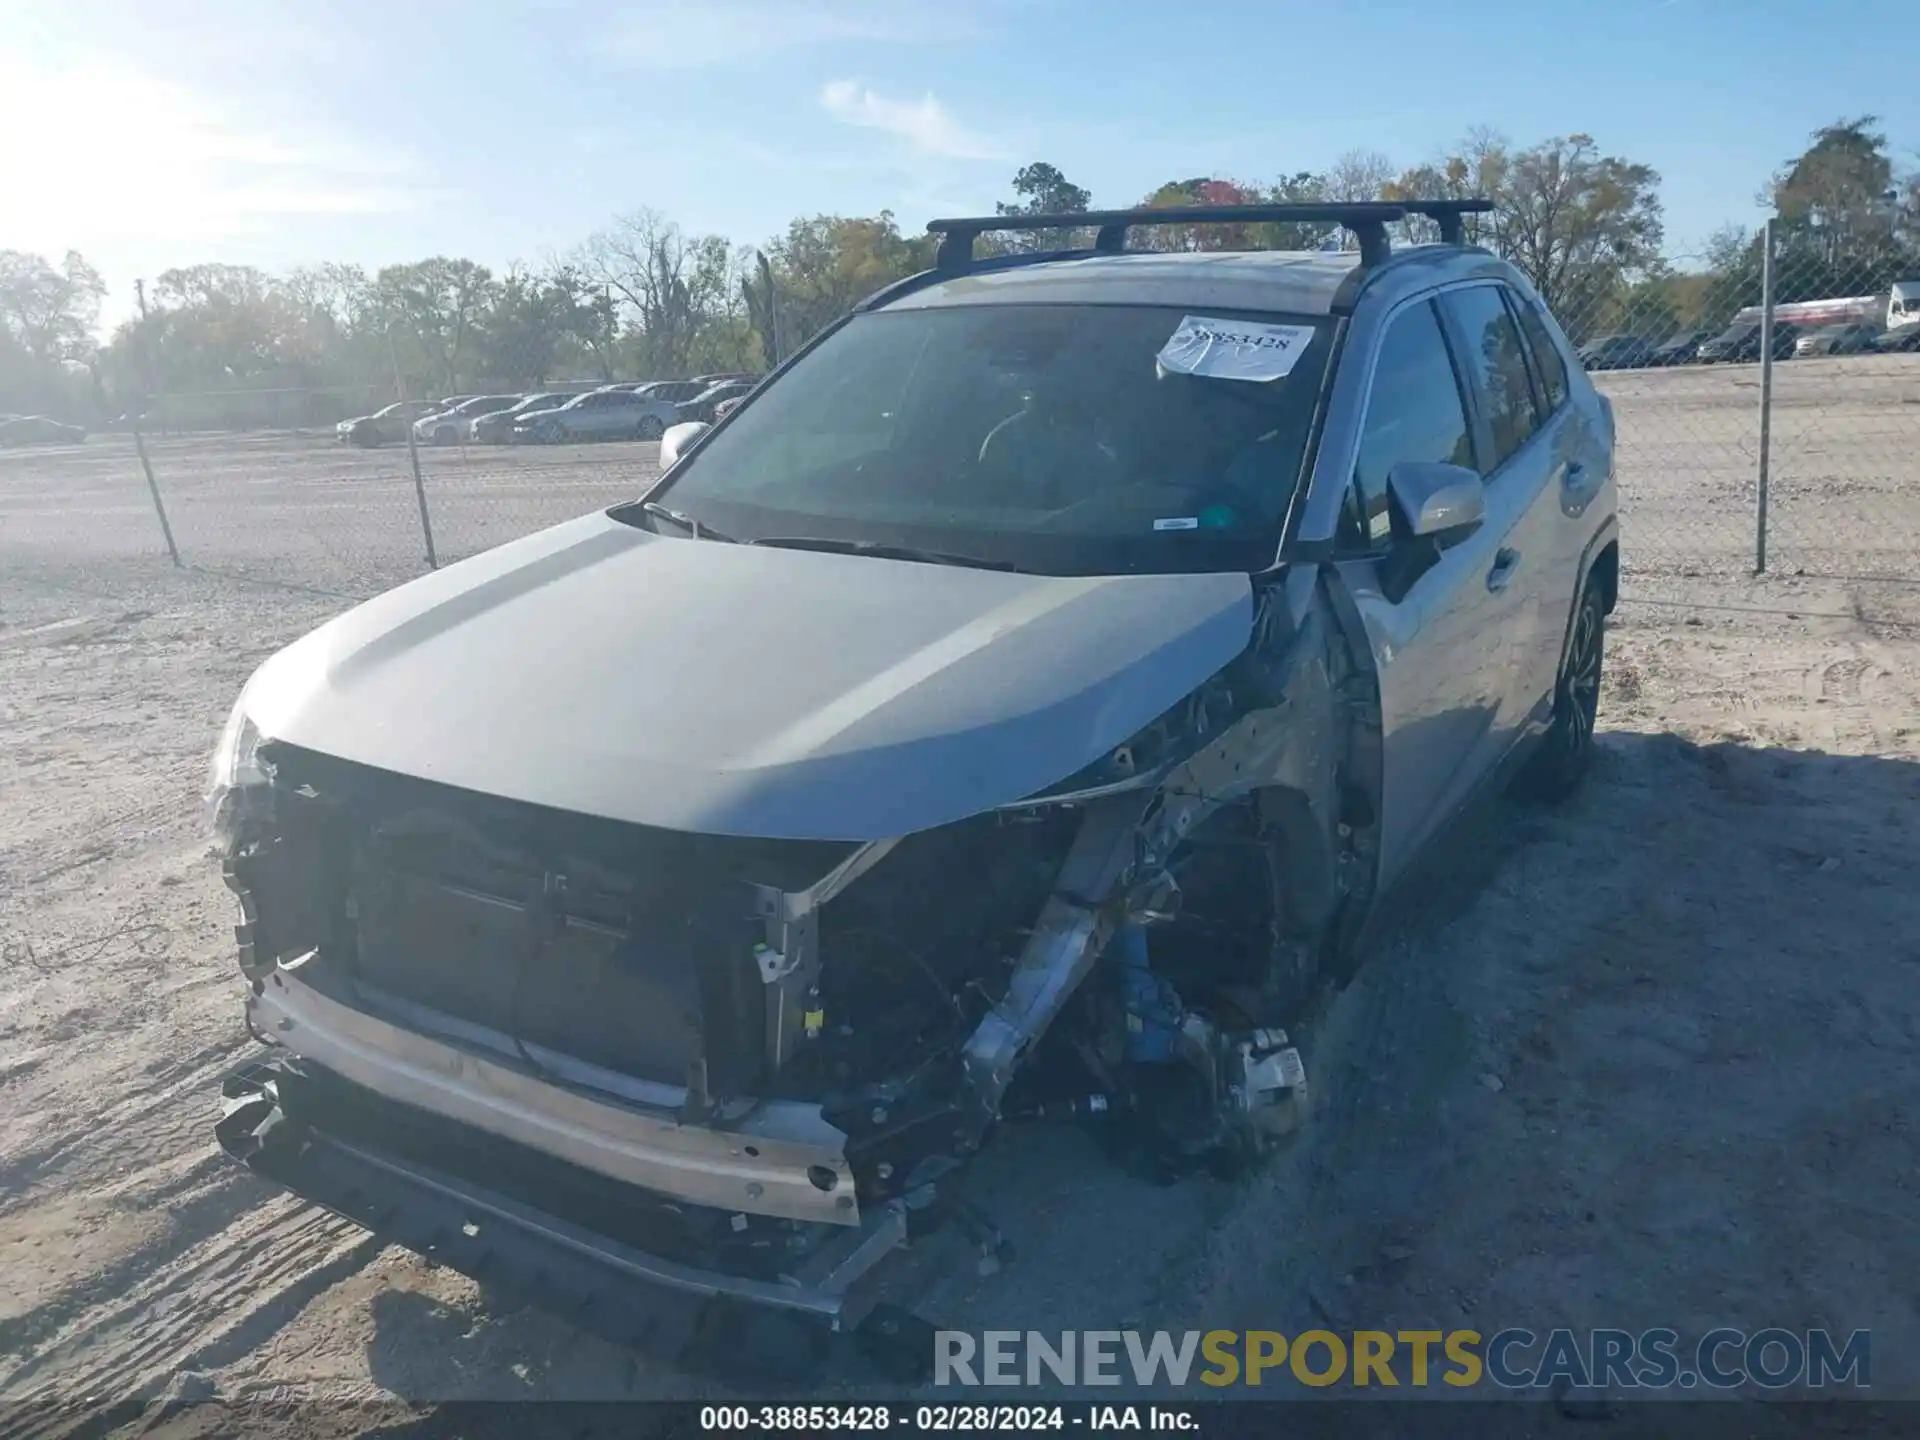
746 536 1019 571
639 501 736 542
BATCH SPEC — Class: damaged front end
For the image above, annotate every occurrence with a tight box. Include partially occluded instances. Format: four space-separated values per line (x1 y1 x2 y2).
209 582 1375 1335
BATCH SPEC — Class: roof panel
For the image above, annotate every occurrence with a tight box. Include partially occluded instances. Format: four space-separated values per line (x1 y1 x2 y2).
877 249 1368 317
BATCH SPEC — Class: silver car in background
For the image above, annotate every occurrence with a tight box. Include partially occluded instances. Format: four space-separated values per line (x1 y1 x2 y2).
512 387 682 443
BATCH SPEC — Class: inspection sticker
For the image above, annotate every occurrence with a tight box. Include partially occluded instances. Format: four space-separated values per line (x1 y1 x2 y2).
1156 315 1318 382
1153 517 1200 531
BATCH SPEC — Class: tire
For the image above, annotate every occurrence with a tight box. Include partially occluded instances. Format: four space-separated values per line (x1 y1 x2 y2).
1516 579 1605 802
635 414 666 441
434 426 456 446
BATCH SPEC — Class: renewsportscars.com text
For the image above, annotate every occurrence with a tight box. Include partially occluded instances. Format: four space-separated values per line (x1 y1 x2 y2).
933 1328 1870 1391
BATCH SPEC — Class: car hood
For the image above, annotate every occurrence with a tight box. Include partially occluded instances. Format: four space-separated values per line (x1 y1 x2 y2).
240 511 1256 840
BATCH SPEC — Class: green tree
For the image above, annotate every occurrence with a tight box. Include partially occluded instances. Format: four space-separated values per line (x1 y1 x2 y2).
0 249 106 370
472 266 597 386
1769 117 1900 266
763 212 935 347
994 161 1095 251
1495 134 1663 324
376 258 497 393
1762 118 1917 300
1135 177 1271 251
1392 131 1662 333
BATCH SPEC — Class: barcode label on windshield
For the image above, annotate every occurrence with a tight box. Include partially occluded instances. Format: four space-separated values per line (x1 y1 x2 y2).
1157 316 1317 383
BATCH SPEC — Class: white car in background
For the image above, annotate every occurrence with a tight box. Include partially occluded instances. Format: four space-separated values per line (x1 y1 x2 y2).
413 395 523 446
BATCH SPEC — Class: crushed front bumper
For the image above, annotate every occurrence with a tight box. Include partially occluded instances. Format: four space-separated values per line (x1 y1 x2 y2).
247 968 858 1227
218 1057 909 1330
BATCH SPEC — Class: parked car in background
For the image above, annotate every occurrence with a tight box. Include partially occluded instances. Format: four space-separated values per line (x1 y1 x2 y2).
679 378 756 423
711 395 748 423
1577 334 1657 371
511 387 681 443
337 400 435 447
1872 324 1920 354
1647 330 1709 367
1794 323 1882 358
689 372 756 386
629 380 709 405
414 395 522 445
1697 321 1799 364
210 198 1619 1340
0 414 88 446
470 393 571 443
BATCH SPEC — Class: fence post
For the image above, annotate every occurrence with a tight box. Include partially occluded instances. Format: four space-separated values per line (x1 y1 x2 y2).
387 325 438 570
131 412 182 567
1754 217 1776 575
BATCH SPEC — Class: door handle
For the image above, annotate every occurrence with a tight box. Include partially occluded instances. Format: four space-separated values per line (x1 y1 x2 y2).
1486 547 1520 593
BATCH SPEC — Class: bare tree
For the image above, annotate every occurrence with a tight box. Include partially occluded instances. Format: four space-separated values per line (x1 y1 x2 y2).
1326 149 1395 202
581 209 735 378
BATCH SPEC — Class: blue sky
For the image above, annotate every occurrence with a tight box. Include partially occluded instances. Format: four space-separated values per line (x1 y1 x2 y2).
4 0 1916 325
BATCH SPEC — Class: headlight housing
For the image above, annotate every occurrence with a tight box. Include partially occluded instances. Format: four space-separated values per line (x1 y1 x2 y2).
206 697 272 842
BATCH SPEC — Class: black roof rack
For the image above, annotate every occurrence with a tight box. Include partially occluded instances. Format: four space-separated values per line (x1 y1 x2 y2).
924 197 1495 274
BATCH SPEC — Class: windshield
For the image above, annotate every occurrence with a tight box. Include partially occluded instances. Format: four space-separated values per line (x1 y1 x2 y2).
635 302 1335 575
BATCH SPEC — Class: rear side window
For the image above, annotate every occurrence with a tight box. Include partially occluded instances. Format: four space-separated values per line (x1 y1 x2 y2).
1346 299 1475 550
1510 293 1570 412
1442 284 1541 472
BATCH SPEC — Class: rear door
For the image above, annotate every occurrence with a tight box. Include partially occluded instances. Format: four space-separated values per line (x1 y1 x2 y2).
1435 282 1581 740
1505 284 1611 719
1328 296 1525 889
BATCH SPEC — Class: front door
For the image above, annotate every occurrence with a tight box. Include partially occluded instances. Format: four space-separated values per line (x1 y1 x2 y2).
1327 296 1533 891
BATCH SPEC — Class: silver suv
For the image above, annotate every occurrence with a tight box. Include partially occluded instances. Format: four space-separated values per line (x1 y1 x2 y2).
210 199 1617 1351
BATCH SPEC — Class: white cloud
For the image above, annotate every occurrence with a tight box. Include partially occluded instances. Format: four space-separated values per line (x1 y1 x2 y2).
819 81 1008 161
0 50 422 260
598 0 984 70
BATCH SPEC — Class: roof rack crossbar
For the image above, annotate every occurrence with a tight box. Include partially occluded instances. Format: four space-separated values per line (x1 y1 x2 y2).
1392 198 1496 245
928 202 1416 272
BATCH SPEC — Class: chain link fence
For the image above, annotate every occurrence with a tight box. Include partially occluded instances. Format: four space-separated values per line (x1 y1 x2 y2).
1545 234 1920 588
3 239 1917 603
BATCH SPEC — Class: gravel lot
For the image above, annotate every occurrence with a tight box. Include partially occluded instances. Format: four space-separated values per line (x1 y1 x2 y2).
2 354 1918 1429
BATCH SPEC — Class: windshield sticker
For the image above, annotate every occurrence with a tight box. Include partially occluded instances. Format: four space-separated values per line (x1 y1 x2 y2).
1154 517 1200 531
1156 316 1318 383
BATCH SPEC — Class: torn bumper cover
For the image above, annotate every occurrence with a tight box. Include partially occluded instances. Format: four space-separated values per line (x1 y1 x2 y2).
223 971 908 1328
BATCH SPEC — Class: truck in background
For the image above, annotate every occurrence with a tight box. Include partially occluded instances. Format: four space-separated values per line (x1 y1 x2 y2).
1718 283 1920 358
1887 278 1920 334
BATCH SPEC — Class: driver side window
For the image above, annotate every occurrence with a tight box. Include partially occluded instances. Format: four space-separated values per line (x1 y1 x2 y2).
1341 298 1476 552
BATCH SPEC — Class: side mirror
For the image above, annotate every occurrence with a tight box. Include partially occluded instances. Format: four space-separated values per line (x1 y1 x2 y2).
658 420 710 469
1386 461 1486 543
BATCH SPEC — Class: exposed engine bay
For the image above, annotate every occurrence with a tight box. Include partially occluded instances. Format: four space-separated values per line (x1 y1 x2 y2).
214 581 1382 1333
